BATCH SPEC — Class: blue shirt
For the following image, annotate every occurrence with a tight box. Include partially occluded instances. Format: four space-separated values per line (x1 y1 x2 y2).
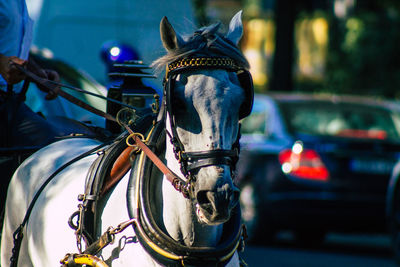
0 0 33 92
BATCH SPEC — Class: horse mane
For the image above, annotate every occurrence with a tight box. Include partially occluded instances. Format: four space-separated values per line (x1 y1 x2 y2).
151 22 250 72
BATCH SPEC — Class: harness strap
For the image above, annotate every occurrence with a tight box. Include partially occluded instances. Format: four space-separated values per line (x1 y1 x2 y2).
10 142 109 267
100 146 136 196
127 132 190 198
75 133 134 248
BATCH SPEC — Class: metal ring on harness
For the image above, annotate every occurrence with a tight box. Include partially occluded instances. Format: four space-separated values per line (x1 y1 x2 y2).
116 107 138 127
126 132 145 147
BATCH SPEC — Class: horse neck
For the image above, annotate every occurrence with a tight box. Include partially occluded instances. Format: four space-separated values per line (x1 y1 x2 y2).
160 118 223 247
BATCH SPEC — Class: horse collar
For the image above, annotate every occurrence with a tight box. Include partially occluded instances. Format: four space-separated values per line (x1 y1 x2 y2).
127 122 245 267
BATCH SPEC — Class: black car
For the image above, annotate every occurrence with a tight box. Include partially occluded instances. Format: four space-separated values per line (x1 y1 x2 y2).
237 93 400 244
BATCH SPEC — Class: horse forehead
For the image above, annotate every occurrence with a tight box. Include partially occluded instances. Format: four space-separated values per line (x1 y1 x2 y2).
180 70 243 100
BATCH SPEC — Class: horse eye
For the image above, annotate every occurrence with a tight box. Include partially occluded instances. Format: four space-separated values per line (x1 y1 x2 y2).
178 75 188 85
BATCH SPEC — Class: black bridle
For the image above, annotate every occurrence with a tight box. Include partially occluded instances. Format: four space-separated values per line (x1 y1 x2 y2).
162 57 253 186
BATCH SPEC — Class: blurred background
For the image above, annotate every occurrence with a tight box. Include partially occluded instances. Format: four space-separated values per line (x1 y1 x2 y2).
26 0 400 98
23 0 400 266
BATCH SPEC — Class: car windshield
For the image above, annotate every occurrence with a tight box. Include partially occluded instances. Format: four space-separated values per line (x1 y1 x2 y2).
279 101 400 140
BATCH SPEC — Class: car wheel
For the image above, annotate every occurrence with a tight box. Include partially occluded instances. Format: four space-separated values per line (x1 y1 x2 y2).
240 183 275 244
294 229 326 247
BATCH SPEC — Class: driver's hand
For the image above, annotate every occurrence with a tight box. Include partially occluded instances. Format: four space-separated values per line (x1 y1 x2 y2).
0 55 27 84
27 59 60 100
39 69 60 100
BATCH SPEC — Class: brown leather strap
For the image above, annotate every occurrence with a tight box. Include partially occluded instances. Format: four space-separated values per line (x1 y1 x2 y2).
100 131 188 197
129 135 185 186
57 89 117 122
100 146 135 196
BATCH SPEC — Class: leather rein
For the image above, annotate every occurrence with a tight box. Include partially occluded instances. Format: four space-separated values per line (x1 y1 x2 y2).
15 64 191 198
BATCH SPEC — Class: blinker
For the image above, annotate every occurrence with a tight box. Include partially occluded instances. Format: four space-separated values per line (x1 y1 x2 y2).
165 57 254 120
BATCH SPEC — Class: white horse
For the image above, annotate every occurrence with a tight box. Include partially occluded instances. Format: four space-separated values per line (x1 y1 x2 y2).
1 11 252 267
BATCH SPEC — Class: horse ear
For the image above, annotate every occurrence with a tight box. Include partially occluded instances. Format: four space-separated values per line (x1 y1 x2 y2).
160 16 183 51
225 10 244 45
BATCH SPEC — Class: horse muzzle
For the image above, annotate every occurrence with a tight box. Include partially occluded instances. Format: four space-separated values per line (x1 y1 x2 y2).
195 183 240 225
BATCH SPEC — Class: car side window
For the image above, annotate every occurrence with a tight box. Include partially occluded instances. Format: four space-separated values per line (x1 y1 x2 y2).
281 102 400 140
241 98 272 137
241 110 269 135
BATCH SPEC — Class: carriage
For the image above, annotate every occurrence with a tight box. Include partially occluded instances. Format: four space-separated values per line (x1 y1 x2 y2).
1 11 253 267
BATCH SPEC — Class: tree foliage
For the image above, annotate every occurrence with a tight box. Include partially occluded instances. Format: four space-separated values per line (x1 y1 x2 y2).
324 2 400 98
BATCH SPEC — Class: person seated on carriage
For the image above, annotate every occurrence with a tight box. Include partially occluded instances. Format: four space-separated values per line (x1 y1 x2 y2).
0 0 64 229
0 54 64 147
0 0 64 148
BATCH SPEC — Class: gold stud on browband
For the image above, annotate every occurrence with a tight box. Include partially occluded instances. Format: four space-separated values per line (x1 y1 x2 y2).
165 57 242 79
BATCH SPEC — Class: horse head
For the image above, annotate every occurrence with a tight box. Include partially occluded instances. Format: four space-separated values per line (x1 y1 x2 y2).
155 11 253 226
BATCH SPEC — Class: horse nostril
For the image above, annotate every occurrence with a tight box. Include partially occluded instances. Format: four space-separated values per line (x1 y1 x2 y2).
197 190 211 205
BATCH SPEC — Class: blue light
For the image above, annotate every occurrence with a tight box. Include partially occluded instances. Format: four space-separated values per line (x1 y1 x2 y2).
100 40 140 70
110 46 121 57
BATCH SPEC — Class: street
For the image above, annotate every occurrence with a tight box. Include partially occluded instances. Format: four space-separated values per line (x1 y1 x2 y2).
240 232 396 267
